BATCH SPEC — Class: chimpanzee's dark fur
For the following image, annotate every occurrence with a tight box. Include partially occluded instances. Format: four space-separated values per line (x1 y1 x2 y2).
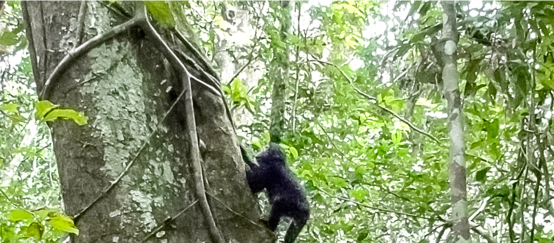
241 143 310 243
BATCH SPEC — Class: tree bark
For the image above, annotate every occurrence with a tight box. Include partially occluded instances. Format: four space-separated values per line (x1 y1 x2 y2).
439 1 471 242
269 1 291 142
22 2 272 242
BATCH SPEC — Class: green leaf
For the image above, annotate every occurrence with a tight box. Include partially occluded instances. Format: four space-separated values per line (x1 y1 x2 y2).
356 229 369 242
485 119 499 139
350 188 367 201
251 138 263 150
8 210 34 221
540 76 554 90
50 214 79 235
288 146 299 160
35 100 88 125
1 103 18 114
35 100 59 120
475 167 491 182
366 161 375 169
0 31 19 46
262 131 270 143
221 84 231 95
329 177 348 188
418 2 432 16
392 131 402 144
44 109 88 126
9 114 26 124
145 1 175 27
405 1 421 21
35 208 58 221
26 222 44 240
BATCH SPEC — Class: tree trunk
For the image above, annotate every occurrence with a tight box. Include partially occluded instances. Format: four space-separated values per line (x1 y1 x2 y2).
269 1 291 142
22 2 273 242
439 1 471 242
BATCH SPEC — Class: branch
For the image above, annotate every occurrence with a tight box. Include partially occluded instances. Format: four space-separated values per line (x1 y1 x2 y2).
317 188 431 220
40 14 140 100
469 196 490 221
173 39 237 133
315 121 346 157
226 52 259 85
469 223 497 243
292 2 302 132
170 27 221 83
140 200 198 243
75 1 87 47
135 3 224 243
0 188 20 208
435 225 448 243
206 192 271 232
309 56 440 143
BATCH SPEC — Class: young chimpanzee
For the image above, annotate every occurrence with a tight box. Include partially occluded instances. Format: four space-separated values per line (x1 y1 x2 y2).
241 143 310 243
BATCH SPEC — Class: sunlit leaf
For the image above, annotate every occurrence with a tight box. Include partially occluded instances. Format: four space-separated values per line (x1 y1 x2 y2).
1 103 18 113
288 146 298 160
35 100 87 125
43 109 88 126
50 214 79 235
144 1 175 27
8 210 33 221
35 100 59 120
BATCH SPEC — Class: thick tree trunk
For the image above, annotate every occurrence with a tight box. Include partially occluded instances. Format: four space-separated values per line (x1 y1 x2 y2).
22 1 272 242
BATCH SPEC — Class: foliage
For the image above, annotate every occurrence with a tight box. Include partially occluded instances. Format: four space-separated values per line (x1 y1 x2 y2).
34 101 88 126
188 1 554 242
3 0 554 242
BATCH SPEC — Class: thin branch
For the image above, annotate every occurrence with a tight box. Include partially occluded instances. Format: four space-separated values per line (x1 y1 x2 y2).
99 1 132 19
292 2 302 132
40 15 140 100
391 64 413 84
435 225 449 243
309 56 440 143
518 167 529 243
21 2 41 92
226 52 259 86
423 223 448 239
175 52 217 92
317 188 430 220
470 223 498 243
140 200 198 243
173 39 237 133
469 196 490 221
75 1 87 47
170 27 221 83
530 45 540 243
0 188 20 208
206 192 271 232
315 121 346 157
540 134 554 216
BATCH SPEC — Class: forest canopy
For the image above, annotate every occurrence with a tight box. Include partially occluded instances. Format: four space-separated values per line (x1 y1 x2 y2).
1 1 554 242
